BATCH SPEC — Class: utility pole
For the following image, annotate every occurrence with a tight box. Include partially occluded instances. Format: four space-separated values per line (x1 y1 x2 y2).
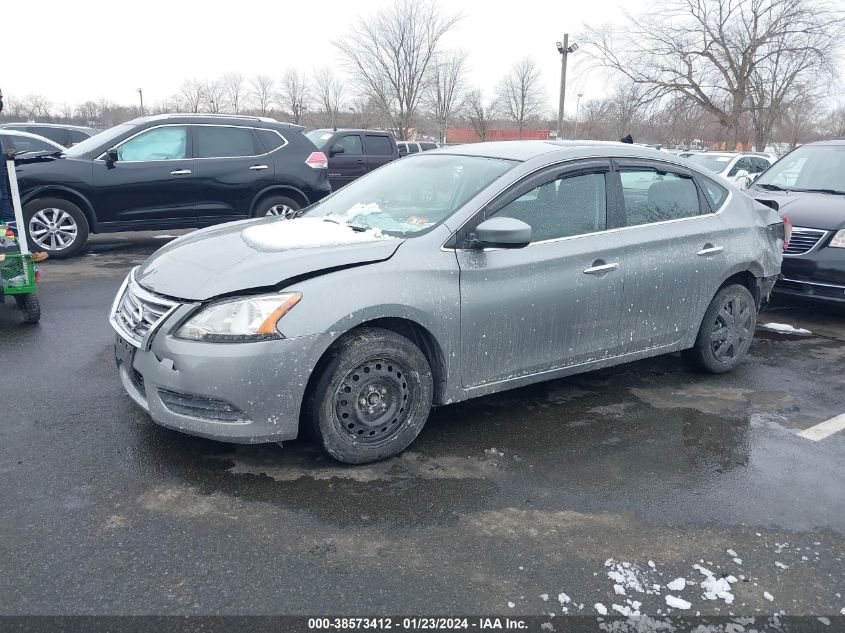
137 88 145 116
556 35 578 139
574 92 583 138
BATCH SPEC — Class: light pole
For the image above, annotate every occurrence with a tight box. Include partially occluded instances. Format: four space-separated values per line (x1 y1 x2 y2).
556 35 578 139
574 92 583 138
137 88 144 116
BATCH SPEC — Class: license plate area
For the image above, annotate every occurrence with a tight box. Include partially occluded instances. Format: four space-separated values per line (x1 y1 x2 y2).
115 334 136 369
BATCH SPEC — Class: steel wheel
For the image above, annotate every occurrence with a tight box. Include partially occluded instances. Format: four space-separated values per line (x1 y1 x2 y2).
333 357 412 447
28 208 79 251
266 204 296 218
710 294 753 362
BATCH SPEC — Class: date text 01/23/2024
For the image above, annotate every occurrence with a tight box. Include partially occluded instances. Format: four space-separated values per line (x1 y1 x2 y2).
307 618 528 630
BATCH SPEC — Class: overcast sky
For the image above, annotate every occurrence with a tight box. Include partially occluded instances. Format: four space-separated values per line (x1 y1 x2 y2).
4 0 843 115
2 0 659 115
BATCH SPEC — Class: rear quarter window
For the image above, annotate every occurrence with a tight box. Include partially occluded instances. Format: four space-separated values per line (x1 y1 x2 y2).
256 128 287 152
698 176 729 211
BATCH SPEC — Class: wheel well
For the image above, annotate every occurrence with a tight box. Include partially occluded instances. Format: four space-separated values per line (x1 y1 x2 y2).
24 189 95 229
721 271 760 306
253 187 309 214
301 317 448 424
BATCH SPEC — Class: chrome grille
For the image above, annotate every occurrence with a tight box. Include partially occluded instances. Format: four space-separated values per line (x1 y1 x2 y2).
109 269 178 347
784 227 828 256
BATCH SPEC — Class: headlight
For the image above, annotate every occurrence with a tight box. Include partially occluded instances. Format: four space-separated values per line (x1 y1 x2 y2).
176 292 301 342
830 229 845 248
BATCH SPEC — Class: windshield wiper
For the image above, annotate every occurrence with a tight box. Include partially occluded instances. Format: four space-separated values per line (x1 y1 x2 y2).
790 188 845 195
755 183 789 192
321 218 368 232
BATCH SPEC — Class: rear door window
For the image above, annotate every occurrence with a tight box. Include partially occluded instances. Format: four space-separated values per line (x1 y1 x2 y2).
194 125 258 158
699 176 729 211
406 143 420 154
68 129 91 144
32 127 68 146
750 157 770 174
364 134 394 156
419 142 438 151
620 168 701 226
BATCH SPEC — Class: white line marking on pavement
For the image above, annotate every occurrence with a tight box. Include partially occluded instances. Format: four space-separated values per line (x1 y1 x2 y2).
798 414 845 441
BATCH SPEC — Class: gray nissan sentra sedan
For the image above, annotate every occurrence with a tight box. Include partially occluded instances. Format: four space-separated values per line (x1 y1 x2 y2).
110 141 784 463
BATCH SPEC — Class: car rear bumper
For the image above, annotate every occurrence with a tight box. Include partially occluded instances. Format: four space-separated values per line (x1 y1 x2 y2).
774 277 845 303
115 330 332 443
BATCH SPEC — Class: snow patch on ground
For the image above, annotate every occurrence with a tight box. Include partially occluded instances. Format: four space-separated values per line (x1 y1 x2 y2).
760 322 812 335
665 595 691 610
775 561 789 569
726 549 738 557
606 560 646 594
694 564 736 604
241 217 389 251
667 578 686 591
593 603 608 615
764 591 774 601
557 593 570 606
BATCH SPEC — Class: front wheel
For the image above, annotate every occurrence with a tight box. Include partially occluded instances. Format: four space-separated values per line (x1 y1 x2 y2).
305 328 433 464
685 284 757 374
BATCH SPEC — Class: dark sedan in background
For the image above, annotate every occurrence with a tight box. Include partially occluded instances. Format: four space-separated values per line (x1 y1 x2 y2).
11 114 331 257
747 140 845 303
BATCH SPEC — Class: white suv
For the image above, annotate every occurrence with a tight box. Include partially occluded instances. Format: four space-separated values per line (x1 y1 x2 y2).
684 152 773 188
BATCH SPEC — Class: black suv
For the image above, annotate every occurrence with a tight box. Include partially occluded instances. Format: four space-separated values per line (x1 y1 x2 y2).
304 129 398 189
0 122 97 147
9 114 332 257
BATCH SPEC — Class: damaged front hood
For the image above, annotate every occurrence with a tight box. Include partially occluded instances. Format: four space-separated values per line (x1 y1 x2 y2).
136 216 403 301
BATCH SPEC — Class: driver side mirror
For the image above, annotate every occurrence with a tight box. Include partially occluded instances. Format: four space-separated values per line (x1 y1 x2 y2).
472 217 532 249
105 148 119 165
329 144 345 156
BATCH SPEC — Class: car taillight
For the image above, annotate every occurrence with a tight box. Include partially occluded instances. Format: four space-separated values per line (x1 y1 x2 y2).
305 152 328 169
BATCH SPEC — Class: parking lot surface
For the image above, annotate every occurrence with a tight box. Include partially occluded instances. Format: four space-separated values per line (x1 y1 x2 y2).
0 232 843 617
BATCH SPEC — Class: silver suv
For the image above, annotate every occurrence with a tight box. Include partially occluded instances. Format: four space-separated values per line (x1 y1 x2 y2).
110 141 784 464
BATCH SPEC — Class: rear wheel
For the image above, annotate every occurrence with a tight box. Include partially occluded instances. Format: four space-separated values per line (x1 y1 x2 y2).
14 294 41 324
305 328 433 464
252 195 301 219
686 284 756 374
24 197 89 258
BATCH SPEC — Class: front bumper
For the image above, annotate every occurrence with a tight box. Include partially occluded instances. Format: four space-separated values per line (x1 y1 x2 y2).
775 249 845 303
113 301 332 443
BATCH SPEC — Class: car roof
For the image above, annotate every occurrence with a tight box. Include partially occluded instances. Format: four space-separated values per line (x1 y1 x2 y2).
802 139 845 146
310 128 394 136
0 122 96 133
433 140 678 162
125 113 303 130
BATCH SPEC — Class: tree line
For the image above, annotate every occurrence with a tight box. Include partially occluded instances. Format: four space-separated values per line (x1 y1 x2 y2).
1 0 842 151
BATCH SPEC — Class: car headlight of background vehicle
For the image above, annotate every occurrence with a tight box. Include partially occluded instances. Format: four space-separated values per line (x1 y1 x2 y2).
830 229 845 248
176 292 301 342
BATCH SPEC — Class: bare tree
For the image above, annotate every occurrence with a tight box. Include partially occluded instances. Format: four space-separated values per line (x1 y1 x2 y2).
202 79 226 113
313 67 344 128
335 0 460 140
249 75 277 116
425 50 467 143
222 72 246 114
58 103 75 120
496 58 546 137
776 97 823 149
279 69 309 124
582 0 844 148
464 89 498 142
180 79 204 113
607 82 649 140
820 105 845 138
20 94 53 120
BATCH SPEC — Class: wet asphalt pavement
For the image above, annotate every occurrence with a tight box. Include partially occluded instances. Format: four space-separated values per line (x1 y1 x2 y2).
0 231 843 618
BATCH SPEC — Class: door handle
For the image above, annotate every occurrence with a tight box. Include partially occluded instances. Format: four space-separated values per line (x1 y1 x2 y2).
249 164 269 170
697 245 724 256
170 169 192 175
583 262 619 275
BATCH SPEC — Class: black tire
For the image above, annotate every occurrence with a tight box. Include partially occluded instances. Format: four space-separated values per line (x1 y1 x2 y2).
686 284 756 374
252 195 301 219
305 327 433 464
14 294 41 324
23 197 89 258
